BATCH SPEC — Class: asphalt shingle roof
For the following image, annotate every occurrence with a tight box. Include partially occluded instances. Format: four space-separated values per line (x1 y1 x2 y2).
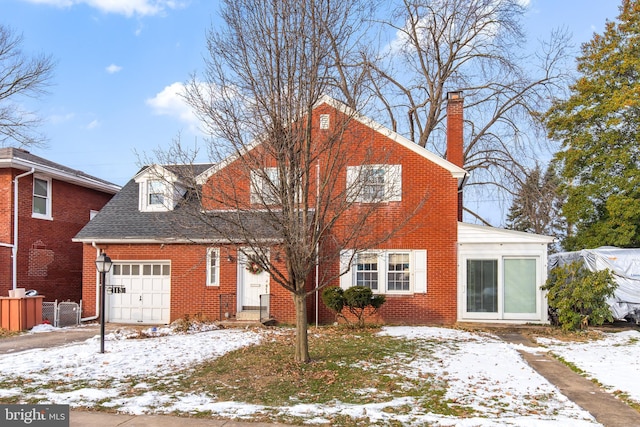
74 171 282 243
0 147 119 189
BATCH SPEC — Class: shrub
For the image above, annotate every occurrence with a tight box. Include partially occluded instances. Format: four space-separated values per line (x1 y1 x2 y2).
542 261 617 331
321 286 386 328
321 286 344 314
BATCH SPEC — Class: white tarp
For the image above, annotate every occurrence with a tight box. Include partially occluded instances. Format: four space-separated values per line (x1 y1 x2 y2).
549 247 640 321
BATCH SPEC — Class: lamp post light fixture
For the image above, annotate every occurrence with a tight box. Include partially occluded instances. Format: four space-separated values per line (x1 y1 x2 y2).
95 252 113 354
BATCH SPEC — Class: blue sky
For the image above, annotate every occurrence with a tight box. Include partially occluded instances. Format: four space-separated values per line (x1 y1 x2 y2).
3 0 623 188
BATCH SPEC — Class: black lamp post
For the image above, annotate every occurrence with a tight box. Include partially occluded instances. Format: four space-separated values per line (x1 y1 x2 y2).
95 252 113 354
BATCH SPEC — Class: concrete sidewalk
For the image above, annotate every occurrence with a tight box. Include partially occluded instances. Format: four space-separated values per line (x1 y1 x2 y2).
496 331 640 427
71 411 290 427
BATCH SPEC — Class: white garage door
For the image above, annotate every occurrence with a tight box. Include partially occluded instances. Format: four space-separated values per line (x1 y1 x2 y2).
108 262 171 324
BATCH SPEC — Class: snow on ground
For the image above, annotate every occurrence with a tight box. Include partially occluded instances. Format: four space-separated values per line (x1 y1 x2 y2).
537 330 640 402
0 324 638 426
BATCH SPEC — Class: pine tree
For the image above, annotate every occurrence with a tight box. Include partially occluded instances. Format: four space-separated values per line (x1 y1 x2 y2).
545 0 640 250
506 163 565 251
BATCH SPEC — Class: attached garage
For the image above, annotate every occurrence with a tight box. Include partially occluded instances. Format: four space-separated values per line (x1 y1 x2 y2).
108 262 171 324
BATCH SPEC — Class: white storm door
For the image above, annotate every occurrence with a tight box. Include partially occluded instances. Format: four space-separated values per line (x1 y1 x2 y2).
238 251 270 311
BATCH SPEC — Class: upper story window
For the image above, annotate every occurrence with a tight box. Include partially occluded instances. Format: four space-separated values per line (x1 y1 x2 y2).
346 165 402 203
135 165 187 213
250 167 279 205
147 180 165 206
138 179 169 212
32 176 52 220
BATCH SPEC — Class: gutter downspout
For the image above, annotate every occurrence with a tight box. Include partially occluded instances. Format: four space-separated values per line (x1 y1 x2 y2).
80 242 102 321
13 168 35 290
315 161 319 328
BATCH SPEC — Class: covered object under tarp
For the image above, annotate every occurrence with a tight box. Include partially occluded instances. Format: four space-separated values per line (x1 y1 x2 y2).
548 247 640 322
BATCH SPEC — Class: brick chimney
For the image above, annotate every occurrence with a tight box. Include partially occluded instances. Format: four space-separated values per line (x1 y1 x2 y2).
446 91 464 221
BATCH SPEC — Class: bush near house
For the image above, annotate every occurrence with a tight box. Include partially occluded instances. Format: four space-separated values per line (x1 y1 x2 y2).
322 286 386 328
543 261 617 331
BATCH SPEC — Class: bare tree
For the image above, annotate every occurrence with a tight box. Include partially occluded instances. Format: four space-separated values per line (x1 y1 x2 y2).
152 0 423 363
369 0 572 224
0 25 55 148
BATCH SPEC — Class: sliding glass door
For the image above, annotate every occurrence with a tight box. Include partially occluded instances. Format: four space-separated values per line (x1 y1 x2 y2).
464 257 539 320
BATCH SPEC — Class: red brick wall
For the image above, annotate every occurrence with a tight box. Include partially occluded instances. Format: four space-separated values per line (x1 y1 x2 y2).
84 101 460 326
311 104 459 325
0 170 12 292
1 171 114 302
81 243 300 323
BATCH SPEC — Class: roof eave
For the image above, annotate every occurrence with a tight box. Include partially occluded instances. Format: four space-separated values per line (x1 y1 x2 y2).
0 158 120 194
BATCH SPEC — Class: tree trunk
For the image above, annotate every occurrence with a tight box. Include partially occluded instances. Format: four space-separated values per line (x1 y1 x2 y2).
293 289 310 363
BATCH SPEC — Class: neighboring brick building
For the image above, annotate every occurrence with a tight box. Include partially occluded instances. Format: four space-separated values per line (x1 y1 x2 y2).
75 94 554 326
0 148 120 302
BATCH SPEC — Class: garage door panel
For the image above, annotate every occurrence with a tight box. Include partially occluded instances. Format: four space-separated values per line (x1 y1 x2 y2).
108 262 170 324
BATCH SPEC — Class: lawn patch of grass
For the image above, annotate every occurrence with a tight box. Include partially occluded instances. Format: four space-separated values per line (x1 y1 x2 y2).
175 327 470 417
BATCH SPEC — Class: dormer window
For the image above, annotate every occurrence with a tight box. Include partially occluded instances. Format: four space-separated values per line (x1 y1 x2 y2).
139 179 169 212
148 180 165 206
134 164 189 213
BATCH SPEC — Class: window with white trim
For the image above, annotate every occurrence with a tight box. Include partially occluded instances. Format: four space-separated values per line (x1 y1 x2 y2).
207 248 220 286
251 168 279 205
341 250 425 295
387 253 410 291
32 176 52 219
346 165 402 203
138 179 179 212
148 180 165 206
355 253 379 291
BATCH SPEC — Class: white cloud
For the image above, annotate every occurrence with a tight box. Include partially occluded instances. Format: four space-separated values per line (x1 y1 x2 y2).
48 112 75 125
146 82 199 129
105 64 123 74
20 0 186 17
86 119 100 130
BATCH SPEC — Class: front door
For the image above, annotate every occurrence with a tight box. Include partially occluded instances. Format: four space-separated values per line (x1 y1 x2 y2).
238 250 270 311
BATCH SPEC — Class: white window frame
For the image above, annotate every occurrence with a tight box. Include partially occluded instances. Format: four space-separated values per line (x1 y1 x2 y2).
355 252 381 291
32 175 52 220
139 179 171 212
340 249 425 295
148 179 165 206
251 167 279 205
207 248 220 287
346 164 402 203
386 252 411 293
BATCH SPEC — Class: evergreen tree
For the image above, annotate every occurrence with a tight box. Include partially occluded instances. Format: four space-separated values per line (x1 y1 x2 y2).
506 163 565 251
545 0 640 250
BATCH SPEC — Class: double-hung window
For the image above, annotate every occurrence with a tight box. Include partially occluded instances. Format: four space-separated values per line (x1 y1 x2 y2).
32 176 52 219
148 180 165 206
342 250 425 294
346 164 402 203
387 253 410 291
355 253 379 291
207 248 220 286
250 167 279 205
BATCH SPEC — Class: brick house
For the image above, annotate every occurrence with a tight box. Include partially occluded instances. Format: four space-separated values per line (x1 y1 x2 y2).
0 148 120 302
74 94 553 326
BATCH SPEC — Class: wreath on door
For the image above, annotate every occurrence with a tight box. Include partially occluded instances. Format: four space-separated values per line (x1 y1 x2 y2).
246 258 263 275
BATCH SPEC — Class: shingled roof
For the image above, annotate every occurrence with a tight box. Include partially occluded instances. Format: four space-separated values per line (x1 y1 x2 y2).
0 147 120 193
73 165 283 243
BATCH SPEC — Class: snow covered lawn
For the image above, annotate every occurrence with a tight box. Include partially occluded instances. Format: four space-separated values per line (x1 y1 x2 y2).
0 324 637 426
